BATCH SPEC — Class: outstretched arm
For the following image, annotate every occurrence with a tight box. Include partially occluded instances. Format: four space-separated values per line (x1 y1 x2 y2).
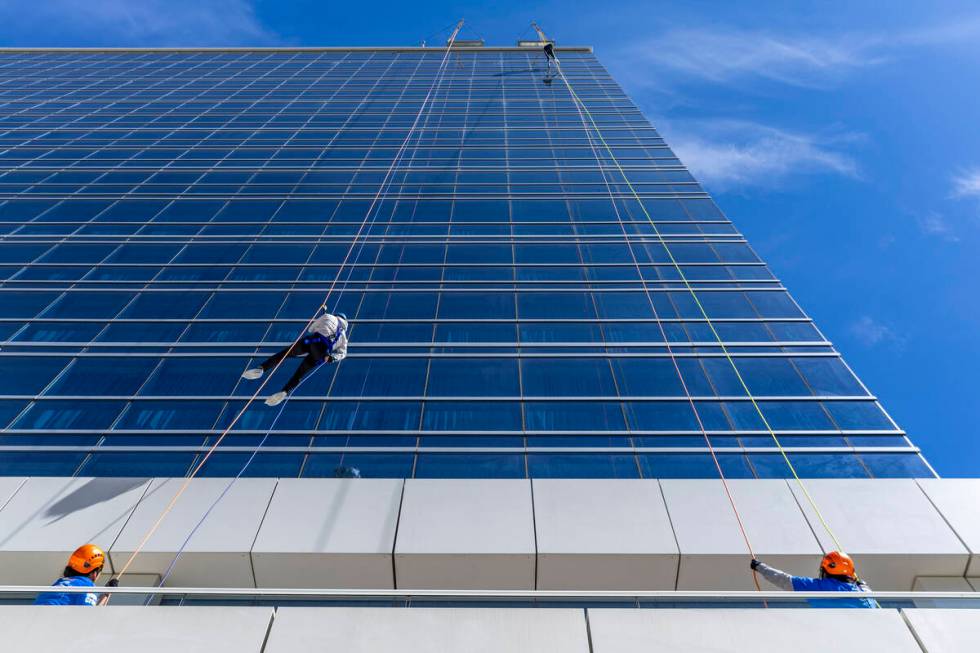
750 559 795 591
97 578 118 606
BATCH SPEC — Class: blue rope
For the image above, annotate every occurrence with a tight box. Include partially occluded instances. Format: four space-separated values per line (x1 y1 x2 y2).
146 367 320 602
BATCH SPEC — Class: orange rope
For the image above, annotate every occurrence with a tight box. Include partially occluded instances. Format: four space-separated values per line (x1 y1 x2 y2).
554 53 782 594
112 21 467 582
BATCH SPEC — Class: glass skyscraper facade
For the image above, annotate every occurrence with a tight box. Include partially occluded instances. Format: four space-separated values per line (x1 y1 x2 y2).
0 46 932 480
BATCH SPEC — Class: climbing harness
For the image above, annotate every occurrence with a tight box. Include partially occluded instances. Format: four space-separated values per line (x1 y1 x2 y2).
302 319 345 360
109 20 468 591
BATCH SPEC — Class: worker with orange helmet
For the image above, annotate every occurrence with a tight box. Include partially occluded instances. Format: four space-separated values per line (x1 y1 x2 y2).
750 551 878 608
34 544 117 606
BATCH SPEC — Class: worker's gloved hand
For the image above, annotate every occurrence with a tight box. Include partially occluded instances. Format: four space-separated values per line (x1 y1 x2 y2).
106 578 119 587
750 559 761 571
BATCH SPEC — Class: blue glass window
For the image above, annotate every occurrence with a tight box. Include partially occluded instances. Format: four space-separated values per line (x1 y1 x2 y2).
521 359 617 397
303 453 415 478
611 359 686 396
330 359 427 396
116 401 224 430
793 358 867 396
319 401 421 431
825 402 895 430
423 402 521 431
625 402 700 431
0 357 69 393
2 292 59 318
525 402 626 431
197 453 305 478
639 453 754 479
860 453 933 478
0 453 85 476
78 453 194 477
415 453 524 479
528 454 639 479
140 358 242 396
13 400 124 429
427 359 519 396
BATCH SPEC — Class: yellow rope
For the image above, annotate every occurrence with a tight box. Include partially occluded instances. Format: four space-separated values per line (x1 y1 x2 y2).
558 64 764 593
553 57 845 553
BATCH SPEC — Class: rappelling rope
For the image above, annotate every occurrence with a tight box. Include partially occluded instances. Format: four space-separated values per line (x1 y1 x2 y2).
552 53 845 554
146 368 319 602
110 21 467 585
555 54 761 593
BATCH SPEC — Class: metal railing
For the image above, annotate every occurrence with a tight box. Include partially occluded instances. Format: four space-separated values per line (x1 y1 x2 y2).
2 586 978 607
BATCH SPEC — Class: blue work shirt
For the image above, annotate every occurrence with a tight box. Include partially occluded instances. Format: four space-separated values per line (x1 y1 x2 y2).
34 576 98 606
791 576 878 608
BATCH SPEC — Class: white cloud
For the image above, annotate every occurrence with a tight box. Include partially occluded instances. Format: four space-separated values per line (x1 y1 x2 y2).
916 211 959 242
952 168 980 198
664 120 860 191
625 29 878 87
622 18 980 88
0 0 279 46
849 316 904 348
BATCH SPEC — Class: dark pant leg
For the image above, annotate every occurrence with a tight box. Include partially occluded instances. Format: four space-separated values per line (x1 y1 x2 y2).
280 339 328 393
260 340 311 371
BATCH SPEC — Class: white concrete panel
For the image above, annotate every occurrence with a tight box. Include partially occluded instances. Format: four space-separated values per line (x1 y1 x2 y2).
903 609 980 652
110 477 276 588
661 479 822 590
588 608 921 653
395 479 535 589
789 479 969 590
533 479 678 590
0 477 26 511
970 578 980 591
251 478 403 589
0 606 272 652
99 572 164 606
912 577 975 591
912 577 977 608
0 477 150 584
917 479 980 576
264 607 589 653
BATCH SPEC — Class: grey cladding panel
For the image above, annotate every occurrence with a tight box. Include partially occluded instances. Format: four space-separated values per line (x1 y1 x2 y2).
394 479 535 589
0 606 273 652
0 477 150 584
902 608 980 652
251 478 403 588
588 608 922 653
533 479 678 590
264 607 590 653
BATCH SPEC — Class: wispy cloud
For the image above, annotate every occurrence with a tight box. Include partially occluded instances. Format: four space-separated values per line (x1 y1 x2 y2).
664 120 861 191
0 0 279 46
952 168 980 198
622 18 980 88
849 316 905 349
916 211 960 242
625 30 878 87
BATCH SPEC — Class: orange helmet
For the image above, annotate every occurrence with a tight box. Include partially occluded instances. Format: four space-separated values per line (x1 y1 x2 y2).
67 544 105 574
820 550 855 578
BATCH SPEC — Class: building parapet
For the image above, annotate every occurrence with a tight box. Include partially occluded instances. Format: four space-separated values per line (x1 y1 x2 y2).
0 477 978 592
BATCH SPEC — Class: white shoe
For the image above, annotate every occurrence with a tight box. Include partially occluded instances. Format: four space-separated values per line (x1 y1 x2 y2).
264 391 287 407
242 368 264 380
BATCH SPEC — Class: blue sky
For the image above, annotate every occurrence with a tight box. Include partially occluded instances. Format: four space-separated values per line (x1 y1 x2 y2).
2 1 979 475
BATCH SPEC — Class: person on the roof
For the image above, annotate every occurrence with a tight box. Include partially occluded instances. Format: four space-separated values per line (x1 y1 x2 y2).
34 544 116 606
751 551 878 608
242 312 349 407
